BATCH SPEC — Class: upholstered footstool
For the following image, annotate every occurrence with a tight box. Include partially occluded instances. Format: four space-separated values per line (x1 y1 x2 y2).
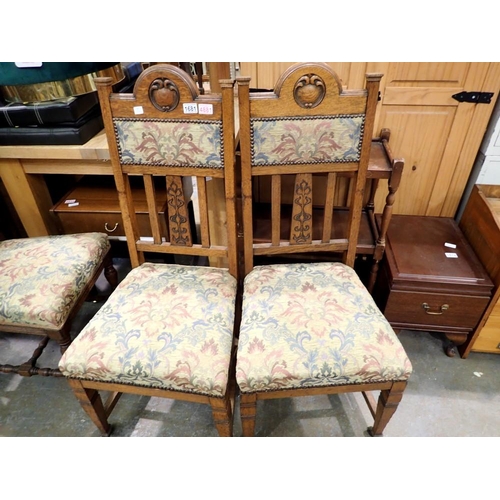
59 262 237 436
236 262 412 436
0 232 115 376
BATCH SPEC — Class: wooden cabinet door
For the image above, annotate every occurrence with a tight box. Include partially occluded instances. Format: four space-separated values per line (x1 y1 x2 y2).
374 62 500 217
240 62 500 217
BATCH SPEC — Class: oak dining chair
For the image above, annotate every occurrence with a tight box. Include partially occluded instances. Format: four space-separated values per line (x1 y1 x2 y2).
235 62 412 436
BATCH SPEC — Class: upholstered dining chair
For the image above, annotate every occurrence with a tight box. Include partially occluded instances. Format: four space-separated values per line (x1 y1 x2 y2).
0 232 117 377
58 65 239 436
235 63 412 436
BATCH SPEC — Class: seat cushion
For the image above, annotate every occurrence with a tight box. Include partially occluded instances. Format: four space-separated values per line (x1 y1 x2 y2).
0 233 110 331
236 262 412 393
59 263 237 397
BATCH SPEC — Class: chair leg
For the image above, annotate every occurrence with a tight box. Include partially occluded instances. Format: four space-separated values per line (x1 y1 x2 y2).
68 379 112 436
1 335 63 377
239 393 257 437
58 333 72 354
368 381 407 436
209 395 233 437
367 258 380 294
103 255 118 288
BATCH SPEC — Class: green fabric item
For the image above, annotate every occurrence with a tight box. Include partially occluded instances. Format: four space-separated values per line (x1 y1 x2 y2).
0 62 118 85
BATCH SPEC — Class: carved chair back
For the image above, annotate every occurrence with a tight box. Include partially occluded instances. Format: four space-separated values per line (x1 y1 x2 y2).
236 63 382 275
96 64 238 278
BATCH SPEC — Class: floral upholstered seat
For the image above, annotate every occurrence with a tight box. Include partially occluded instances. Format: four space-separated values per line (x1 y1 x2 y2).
59 263 237 397
0 233 111 331
236 262 412 393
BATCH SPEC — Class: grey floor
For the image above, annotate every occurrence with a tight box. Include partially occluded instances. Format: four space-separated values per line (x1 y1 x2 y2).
1 258 499 438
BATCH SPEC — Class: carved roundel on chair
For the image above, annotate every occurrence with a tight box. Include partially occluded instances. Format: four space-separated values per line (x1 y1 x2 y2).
149 77 180 112
293 73 326 109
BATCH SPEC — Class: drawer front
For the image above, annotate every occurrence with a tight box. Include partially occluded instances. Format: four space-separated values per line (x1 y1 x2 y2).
57 213 166 238
384 290 489 330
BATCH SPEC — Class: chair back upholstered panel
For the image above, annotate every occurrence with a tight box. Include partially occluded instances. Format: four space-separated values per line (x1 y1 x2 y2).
237 63 381 275
250 115 365 166
113 119 224 167
96 65 238 277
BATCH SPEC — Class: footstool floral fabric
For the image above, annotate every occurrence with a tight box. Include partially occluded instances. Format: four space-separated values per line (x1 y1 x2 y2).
59 263 237 397
0 233 110 330
236 262 412 393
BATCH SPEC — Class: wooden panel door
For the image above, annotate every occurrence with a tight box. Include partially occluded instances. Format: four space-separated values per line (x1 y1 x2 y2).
374 62 500 217
239 62 500 217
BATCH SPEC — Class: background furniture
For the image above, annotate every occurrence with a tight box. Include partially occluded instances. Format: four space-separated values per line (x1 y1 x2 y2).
374 215 493 357
50 175 171 239
458 184 500 356
0 63 231 241
0 130 112 238
59 65 240 437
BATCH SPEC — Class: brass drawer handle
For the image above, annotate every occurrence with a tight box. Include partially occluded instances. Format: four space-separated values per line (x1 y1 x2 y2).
422 303 449 315
104 222 119 233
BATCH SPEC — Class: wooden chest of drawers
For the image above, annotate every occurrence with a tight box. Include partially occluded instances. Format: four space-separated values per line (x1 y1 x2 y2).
51 177 168 239
374 215 494 357
458 185 500 356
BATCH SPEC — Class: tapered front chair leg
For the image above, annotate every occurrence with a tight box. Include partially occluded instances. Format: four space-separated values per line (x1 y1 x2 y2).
240 393 257 437
68 379 112 436
369 381 407 436
209 396 233 437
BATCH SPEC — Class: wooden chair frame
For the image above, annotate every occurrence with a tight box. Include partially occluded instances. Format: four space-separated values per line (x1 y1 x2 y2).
63 65 239 436
236 63 408 436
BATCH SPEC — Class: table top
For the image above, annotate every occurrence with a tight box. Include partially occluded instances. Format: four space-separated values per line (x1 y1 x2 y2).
384 215 493 291
0 129 110 161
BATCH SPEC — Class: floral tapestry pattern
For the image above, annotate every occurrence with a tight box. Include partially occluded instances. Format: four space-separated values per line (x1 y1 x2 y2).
114 119 223 167
236 262 412 393
59 263 237 397
251 115 364 166
0 233 110 330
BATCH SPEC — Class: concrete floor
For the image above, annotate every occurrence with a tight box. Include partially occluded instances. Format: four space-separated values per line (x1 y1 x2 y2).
1 258 499 438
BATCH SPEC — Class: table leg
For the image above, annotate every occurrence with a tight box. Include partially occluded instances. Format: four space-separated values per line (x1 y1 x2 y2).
0 159 59 236
207 63 231 93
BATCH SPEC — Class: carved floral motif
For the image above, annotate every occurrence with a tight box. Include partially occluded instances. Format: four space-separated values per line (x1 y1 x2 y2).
293 73 326 109
167 177 191 246
149 78 180 112
292 178 312 244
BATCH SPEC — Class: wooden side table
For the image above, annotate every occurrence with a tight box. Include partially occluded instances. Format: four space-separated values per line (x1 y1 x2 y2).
374 215 494 357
